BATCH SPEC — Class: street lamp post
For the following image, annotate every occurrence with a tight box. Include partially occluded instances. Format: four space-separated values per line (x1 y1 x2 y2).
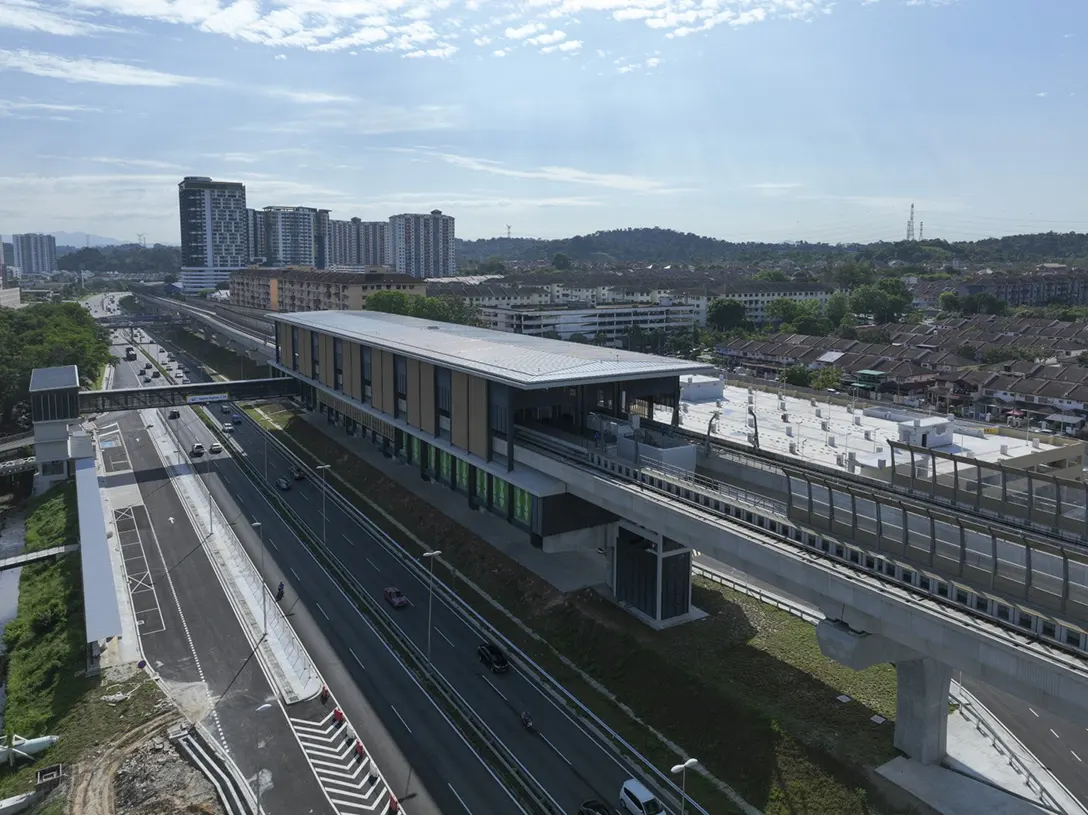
316 464 331 548
671 757 698 815
254 702 273 814
422 550 442 661
253 521 265 638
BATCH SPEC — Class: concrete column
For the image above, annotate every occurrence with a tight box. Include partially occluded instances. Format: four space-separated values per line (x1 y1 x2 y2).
894 657 952 765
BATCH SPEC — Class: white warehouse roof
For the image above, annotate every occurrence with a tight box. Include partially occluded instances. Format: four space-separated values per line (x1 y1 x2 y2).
272 311 714 389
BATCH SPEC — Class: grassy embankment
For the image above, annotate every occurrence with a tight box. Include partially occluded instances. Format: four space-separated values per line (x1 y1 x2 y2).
0 486 163 800
172 327 904 815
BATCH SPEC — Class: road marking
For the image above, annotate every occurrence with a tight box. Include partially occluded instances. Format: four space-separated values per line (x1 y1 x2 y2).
1051 728 1060 739
365 557 380 571
448 783 474 814
1072 750 1082 763
1030 708 1039 717
481 675 506 701
267 538 277 551
349 647 365 671
540 733 571 765
342 533 354 548
436 627 455 648
390 705 412 734
290 566 300 581
315 603 330 621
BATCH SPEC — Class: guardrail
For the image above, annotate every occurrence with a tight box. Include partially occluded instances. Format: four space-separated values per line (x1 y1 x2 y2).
212 414 558 815
237 411 714 815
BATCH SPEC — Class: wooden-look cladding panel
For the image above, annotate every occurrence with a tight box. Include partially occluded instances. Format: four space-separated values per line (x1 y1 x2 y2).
380 350 395 415
298 329 312 376
451 371 469 450
370 345 384 410
418 362 436 435
406 358 421 428
346 342 360 400
277 322 290 364
318 333 332 388
468 375 488 458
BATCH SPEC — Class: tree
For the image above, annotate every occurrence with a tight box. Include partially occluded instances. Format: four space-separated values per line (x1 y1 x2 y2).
938 291 960 313
754 270 789 282
477 256 506 275
832 261 877 290
568 333 589 344
707 298 748 332
811 366 843 391
766 298 802 324
825 291 850 326
164 273 178 285
780 364 812 387
551 252 572 270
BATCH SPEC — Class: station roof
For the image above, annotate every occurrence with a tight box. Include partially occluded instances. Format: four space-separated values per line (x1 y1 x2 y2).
74 457 122 644
272 311 713 389
30 365 79 392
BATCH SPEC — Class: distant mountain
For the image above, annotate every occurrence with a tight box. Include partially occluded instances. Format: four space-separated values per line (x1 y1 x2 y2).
456 227 1088 267
51 231 123 247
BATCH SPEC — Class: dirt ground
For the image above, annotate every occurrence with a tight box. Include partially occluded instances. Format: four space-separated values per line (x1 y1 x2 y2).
66 713 223 815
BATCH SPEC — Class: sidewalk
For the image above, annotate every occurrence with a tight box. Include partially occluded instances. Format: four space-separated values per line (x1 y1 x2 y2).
142 408 323 704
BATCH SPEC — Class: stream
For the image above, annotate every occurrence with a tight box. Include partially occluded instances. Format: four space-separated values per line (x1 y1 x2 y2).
0 509 27 732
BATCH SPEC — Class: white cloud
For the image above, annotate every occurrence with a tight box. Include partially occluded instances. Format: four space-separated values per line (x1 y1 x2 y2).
617 63 637 73
0 98 103 114
1036 92 1049 97
47 155 188 170
404 43 457 58
645 56 660 67
0 0 122 36
557 39 581 51
274 53 287 59
0 48 211 86
262 87 356 103
412 149 677 192
492 48 507 56
473 35 491 45
505 21 545 39
235 104 463 135
527 28 565 45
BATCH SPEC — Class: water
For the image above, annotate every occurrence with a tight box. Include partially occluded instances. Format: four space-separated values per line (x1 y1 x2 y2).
0 509 27 731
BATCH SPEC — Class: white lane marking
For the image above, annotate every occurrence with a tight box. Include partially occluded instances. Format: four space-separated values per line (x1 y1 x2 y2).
365 557 380 572
436 627 455 648
539 733 571 765
481 675 506 701
315 603 330 621
448 784 474 815
1051 728 1060 739
342 533 355 548
267 538 278 551
390 705 412 734
1030 708 1039 717
290 566 300 581
1072 750 1082 763
349 647 366 671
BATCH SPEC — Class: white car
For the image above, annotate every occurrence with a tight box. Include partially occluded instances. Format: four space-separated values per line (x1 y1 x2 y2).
209 441 223 454
222 422 234 433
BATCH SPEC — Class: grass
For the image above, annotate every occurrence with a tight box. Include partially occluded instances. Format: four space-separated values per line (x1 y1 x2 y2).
165 327 266 381
172 331 908 814
0 486 167 800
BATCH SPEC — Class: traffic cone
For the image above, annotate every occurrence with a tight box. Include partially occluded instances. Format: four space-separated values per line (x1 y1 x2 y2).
355 739 366 760
333 707 344 726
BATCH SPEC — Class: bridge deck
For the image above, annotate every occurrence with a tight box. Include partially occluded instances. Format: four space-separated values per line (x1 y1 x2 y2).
0 544 79 572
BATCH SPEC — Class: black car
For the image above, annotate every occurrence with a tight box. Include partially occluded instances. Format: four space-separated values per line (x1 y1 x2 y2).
477 642 509 673
168 409 180 419
579 802 620 815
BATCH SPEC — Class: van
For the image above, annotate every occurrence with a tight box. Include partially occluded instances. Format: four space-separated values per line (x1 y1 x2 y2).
619 780 664 815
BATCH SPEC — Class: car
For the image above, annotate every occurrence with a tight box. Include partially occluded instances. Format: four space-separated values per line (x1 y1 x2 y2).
221 404 231 414
275 476 291 490
168 409 180 419
181 378 190 384
619 780 664 815
144 362 152 370
477 642 509 673
289 465 305 480
231 413 242 423
579 802 620 815
142 376 151 384
209 442 223 454
222 422 234 433
190 443 205 457
151 370 161 378
384 587 409 608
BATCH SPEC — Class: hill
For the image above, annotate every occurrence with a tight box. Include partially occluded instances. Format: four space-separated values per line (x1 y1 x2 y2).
57 244 180 278
51 231 122 247
456 228 1088 267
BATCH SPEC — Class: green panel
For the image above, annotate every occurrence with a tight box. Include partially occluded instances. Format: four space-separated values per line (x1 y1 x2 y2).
411 435 421 464
457 458 469 491
425 443 435 471
476 468 487 502
440 450 452 483
494 478 508 512
513 486 532 525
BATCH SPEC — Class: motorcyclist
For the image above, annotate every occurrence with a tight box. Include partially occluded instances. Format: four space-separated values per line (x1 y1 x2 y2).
276 582 285 600
520 711 533 729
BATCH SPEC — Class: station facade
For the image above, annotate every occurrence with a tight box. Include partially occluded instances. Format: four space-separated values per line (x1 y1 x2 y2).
269 310 713 623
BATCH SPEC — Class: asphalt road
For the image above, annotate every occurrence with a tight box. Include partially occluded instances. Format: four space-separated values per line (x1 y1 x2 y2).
695 554 1088 807
146 330 656 813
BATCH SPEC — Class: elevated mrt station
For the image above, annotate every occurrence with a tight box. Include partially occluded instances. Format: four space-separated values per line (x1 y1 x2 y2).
270 310 713 625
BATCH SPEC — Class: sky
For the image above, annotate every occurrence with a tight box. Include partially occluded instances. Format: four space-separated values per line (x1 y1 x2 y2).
0 0 1085 246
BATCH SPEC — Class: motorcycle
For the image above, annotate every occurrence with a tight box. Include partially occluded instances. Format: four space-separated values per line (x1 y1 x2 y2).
275 582 285 602
520 712 534 732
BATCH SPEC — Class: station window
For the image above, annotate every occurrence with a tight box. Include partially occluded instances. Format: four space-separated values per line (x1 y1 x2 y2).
311 332 320 380
291 326 299 371
362 346 372 402
333 337 343 392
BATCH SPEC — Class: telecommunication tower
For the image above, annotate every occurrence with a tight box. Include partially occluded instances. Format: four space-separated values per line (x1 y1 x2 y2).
905 204 915 242
506 225 512 239
919 222 924 241
136 233 147 248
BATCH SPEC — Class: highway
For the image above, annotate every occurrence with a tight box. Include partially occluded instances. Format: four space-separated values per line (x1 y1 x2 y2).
129 313 667 814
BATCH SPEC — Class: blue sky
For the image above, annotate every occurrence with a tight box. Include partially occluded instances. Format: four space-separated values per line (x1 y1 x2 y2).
0 0 1084 246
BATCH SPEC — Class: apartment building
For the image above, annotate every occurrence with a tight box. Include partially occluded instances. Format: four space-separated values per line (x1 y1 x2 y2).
229 267 424 312
390 211 456 278
482 302 700 343
329 218 391 267
713 282 836 324
259 206 330 269
956 273 1088 308
246 208 266 264
178 176 249 292
12 233 57 277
